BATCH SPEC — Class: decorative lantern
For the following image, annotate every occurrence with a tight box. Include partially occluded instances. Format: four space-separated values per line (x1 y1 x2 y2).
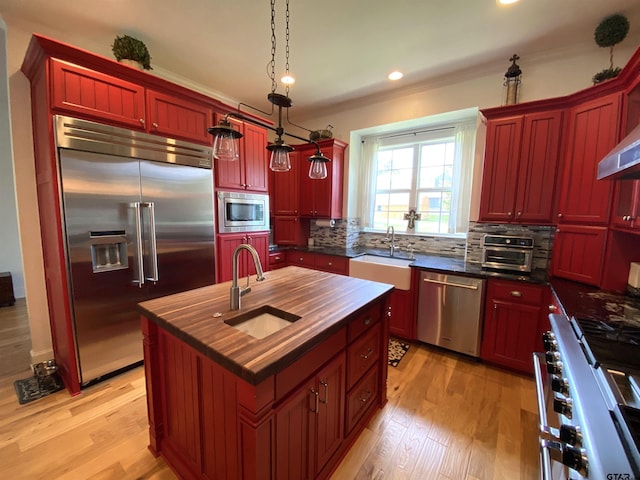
503 54 522 105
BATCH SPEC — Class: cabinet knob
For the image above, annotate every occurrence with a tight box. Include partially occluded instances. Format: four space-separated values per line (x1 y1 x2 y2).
327 262 333 266
517 211 522 217
246 184 252 188
557 213 563 218
548 305 557 312
510 290 522 297
507 211 512 217
299 257 304 262
152 122 158 128
275 256 281 261
139 118 145 125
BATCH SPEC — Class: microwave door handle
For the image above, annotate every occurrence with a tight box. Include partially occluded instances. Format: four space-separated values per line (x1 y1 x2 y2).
142 202 159 283
132 202 145 288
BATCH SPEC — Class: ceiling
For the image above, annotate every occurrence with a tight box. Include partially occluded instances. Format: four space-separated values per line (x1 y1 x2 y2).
2 0 640 119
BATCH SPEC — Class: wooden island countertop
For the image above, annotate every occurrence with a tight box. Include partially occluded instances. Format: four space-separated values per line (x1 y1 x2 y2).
137 266 394 385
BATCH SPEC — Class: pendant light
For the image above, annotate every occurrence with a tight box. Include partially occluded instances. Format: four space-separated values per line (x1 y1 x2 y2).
207 0 334 179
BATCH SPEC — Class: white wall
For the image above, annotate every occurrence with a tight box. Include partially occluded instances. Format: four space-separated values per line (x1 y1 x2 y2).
2 15 639 366
0 17 25 299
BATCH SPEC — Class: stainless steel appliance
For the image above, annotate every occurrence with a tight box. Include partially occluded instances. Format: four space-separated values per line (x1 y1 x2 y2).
534 315 639 479
598 121 640 180
217 191 269 233
56 115 215 386
481 234 534 273
416 271 485 357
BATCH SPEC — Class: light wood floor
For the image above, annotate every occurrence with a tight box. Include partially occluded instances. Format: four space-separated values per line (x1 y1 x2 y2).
0 300 539 479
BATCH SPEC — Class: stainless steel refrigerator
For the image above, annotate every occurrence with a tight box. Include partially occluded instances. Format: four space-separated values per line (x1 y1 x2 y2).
55 116 215 386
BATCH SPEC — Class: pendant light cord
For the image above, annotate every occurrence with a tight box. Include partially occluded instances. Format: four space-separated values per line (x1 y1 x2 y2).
269 0 277 95
285 0 290 98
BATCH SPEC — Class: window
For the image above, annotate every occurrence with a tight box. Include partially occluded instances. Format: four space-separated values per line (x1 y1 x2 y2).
359 117 476 236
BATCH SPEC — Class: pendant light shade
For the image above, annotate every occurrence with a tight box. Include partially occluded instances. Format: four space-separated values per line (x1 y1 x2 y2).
267 139 293 172
208 120 241 161
308 151 330 179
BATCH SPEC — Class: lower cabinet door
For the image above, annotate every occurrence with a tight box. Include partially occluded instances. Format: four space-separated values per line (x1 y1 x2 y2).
275 379 315 480
551 225 607 286
315 353 345 475
481 299 541 374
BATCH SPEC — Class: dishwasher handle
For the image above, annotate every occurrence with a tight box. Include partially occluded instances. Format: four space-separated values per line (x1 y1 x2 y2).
422 278 479 290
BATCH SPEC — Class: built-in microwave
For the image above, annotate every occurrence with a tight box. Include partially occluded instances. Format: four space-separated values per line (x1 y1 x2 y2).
217 191 270 233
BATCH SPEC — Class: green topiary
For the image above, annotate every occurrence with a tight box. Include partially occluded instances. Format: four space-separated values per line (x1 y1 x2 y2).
111 35 152 70
592 13 629 84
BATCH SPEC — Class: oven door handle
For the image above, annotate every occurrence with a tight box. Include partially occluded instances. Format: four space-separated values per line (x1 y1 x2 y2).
533 352 550 430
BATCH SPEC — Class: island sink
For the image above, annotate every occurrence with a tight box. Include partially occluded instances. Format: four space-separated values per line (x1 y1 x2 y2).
224 305 301 339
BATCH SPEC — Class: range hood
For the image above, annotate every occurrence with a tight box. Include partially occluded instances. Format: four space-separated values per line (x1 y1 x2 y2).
597 122 640 180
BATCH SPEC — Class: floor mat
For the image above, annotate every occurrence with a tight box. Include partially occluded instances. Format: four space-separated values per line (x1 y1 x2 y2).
388 338 410 367
14 374 64 405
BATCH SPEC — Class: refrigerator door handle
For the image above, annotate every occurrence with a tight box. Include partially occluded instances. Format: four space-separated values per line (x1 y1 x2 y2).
142 202 159 282
133 202 145 288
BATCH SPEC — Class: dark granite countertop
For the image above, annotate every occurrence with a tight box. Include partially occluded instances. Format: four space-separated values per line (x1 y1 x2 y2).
550 277 640 325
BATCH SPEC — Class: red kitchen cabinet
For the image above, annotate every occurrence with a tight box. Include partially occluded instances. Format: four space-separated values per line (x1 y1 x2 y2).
214 114 268 192
273 150 301 216
285 252 349 275
216 232 269 282
551 225 607 286
275 352 345 479
557 93 621 225
388 289 415 340
298 139 347 218
479 110 562 224
611 180 640 231
273 215 306 246
268 251 287 271
51 59 146 130
481 279 546 374
146 90 211 144
51 59 213 145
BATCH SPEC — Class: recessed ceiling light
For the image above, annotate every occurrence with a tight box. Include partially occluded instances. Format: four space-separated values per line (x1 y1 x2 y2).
497 0 519 5
388 71 403 81
281 74 295 85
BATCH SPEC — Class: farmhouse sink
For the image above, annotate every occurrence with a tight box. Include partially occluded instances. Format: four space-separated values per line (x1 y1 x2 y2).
349 255 412 290
224 305 301 339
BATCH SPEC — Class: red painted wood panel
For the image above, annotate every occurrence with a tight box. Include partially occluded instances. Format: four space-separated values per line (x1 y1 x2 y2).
551 225 608 286
516 110 562 223
347 322 381 389
315 353 346 475
147 90 212 144
273 215 306 245
479 116 523 222
558 93 621 224
273 151 300 215
214 114 245 190
243 122 269 192
51 59 145 129
345 364 379 434
388 288 415 339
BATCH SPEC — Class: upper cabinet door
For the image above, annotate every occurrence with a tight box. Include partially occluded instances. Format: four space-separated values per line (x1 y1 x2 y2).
51 59 145 130
242 122 269 192
557 93 621 225
146 90 212 145
214 114 245 190
478 116 523 222
515 110 563 224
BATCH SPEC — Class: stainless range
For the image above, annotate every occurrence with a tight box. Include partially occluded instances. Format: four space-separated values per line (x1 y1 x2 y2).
534 314 640 479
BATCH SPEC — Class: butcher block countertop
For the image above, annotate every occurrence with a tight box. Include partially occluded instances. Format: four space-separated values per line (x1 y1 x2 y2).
137 266 393 385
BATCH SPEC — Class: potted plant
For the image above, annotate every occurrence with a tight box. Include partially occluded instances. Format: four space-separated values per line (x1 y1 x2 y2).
592 13 630 84
111 35 152 70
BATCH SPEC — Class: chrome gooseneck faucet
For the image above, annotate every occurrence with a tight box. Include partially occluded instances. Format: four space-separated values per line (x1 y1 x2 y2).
386 225 398 257
230 244 265 310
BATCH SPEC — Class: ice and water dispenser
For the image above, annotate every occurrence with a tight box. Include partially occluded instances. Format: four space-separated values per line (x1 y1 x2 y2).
90 231 128 273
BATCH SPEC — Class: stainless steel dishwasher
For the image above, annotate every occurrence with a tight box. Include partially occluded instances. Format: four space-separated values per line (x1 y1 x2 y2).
417 271 486 357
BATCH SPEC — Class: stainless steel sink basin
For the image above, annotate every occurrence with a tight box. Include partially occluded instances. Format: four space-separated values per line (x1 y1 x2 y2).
224 305 301 339
349 255 412 290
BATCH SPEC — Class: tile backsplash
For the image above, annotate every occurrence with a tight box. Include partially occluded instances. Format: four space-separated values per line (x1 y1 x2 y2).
308 218 556 270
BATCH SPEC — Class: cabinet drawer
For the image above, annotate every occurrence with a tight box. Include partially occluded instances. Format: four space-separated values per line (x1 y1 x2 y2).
346 364 379 434
287 251 315 267
275 327 346 401
489 280 544 305
269 251 286 266
347 322 381 389
348 303 382 342
315 254 348 275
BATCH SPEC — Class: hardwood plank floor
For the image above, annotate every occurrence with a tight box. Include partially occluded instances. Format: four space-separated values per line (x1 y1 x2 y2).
0 301 539 479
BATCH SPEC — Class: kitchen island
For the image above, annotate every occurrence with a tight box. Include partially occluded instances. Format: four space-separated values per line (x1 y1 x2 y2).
138 266 393 480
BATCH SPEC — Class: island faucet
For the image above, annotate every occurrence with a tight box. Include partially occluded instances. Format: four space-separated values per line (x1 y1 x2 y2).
230 244 265 310
386 225 397 257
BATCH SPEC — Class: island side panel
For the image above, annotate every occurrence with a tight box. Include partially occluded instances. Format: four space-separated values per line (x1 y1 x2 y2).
142 317 163 456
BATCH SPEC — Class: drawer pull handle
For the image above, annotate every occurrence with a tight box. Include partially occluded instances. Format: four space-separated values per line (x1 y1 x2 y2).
328 262 333 266
275 256 281 261
510 291 522 297
549 305 557 312
360 389 372 404
319 380 329 404
310 388 319 414
361 347 373 360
